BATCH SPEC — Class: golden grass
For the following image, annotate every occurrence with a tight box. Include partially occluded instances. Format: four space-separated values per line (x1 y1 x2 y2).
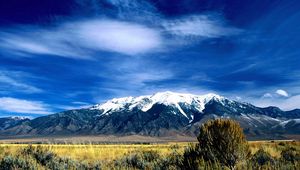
248 140 300 158
0 143 188 163
1 141 299 163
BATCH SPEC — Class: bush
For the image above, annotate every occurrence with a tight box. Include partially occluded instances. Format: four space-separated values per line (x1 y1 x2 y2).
0 156 15 170
21 145 56 166
18 145 102 169
0 156 35 170
141 150 160 162
181 144 223 170
114 150 161 169
196 119 250 169
181 144 203 170
156 147 183 170
281 147 300 164
251 148 275 166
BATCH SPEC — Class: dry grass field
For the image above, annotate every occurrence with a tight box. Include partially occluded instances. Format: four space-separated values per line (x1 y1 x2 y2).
0 135 197 144
0 140 299 163
249 140 300 158
0 143 187 163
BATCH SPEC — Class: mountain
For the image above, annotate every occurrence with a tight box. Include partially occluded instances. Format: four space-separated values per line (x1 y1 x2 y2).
0 117 30 130
0 91 299 140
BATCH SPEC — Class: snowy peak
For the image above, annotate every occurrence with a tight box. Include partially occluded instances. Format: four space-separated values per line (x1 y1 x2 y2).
9 116 30 120
90 91 226 119
149 91 222 105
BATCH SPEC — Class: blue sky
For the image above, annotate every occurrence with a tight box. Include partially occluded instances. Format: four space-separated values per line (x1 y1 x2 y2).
0 0 300 117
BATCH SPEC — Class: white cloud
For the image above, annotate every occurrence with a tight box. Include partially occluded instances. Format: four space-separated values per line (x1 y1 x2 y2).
96 70 174 98
0 97 51 114
279 95 300 110
0 19 163 58
235 96 242 100
253 89 300 110
262 93 273 98
0 14 242 58
252 94 300 111
71 20 162 55
72 101 91 105
55 101 93 110
163 15 242 38
276 89 289 97
55 104 92 111
121 71 173 84
0 71 42 94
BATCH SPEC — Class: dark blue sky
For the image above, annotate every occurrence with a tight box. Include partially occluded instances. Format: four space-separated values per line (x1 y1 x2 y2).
0 0 300 117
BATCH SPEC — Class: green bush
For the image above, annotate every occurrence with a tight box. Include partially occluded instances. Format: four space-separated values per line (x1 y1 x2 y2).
21 145 57 167
114 150 161 169
181 144 203 170
141 150 160 162
196 119 250 169
281 147 300 164
0 156 36 170
181 144 226 170
251 148 275 166
157 147 183 170
17 145 102 169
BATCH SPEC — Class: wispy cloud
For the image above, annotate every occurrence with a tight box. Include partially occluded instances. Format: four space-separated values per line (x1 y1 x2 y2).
0 70 42 94
251 89 299 110
279 95 300 110
115 71 173 85
163 14 242 39
72 20 162 55
0 12 243 59
0 19 163 58
253 94 300 111
101 0 160 22
96 70 174 99
262 93 273 98
55 104 92 111
0 97 51 114
54 101 92 110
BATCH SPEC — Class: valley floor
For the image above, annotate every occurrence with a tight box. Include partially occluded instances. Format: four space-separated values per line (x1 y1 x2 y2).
1 134 300 145
0 141 299 163
0 135 197 144
0 140 299 169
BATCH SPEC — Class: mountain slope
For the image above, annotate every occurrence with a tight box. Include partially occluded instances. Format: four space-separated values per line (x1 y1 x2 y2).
0 117 29 130
0 91 299 139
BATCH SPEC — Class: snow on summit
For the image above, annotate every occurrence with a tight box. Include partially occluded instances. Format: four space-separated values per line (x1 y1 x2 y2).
90 91 225 119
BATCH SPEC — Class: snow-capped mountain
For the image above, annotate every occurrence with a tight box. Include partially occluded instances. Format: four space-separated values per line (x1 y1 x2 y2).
90 91 224 121
0 116 30 130
0 91 299 139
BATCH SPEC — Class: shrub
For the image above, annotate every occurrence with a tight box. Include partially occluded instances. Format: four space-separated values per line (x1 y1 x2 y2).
157 147 183 170
251 148 275 166
0 156 15 170
21 145 56 166
141 150 160 162
181 144 224 170
181 144 203 170
0 156 35 170
281 147 300 164
114 150 161 169
196 119 250 169
34 148 56 166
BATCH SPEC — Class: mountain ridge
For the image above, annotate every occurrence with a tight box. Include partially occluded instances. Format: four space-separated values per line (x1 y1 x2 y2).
0 91 299 140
